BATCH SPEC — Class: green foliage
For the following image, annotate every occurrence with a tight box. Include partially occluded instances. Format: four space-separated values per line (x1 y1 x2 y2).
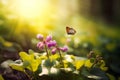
107 73 116 80
74 60 85 70
43 59 55 68
10 63 24 72
81 67 109 80
9 49 109 80
0 75 4 80
19 52 41 72
90 58 95 63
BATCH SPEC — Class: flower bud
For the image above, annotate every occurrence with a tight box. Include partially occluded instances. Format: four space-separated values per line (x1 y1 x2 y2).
47 40 56 48
60 46 68 52
46 35 52 42
37 42 44 50
37 34 43 40
87 51 94 58
52 48 57 54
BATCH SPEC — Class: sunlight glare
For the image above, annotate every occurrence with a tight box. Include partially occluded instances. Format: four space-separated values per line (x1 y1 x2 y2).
11 0 55 32
15 0 47 19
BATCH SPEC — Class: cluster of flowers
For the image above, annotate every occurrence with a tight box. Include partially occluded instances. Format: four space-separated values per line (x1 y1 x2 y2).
36 34 68 55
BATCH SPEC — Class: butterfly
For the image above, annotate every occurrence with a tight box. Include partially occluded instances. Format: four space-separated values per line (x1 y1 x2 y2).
66 26 76 35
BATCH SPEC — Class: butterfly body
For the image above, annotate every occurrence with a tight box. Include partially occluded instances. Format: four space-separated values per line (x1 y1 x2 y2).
66 26 76 35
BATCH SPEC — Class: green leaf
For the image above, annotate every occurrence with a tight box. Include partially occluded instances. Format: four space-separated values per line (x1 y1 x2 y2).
30 59 41 72
0 75 4 80
19 51 41 72
81 67 109 80
43 59 55 68
50 54 60 60
107 73 116 80
81 66 91 77
28 49 34 54
19 52 34 61
75 60 85 70
90 58 95 63
89 68 109 80
9 63 24 72
39 55 47 60
34 65 42 76
84 60 93 68
23 60 30 67
100 60 108 71
3 41 13 47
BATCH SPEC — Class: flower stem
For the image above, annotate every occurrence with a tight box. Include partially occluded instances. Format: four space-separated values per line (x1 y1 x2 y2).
58 49 64 67
44 44 49 59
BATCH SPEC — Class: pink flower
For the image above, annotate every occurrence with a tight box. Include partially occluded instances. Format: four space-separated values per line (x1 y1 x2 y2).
60 46 68 52
46 35 52 42
47 40 56 48
37 34 43 41
37 34 56 50
37 42 44 50
51 46 68 55
51 48 57 54
36 34 68 55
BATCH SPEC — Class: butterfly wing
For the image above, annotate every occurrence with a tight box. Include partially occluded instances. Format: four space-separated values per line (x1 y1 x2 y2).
66 26 76 35
66 27 69 34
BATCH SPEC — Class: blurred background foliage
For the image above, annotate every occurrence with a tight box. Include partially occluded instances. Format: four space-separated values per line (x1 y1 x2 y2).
0 0 120 79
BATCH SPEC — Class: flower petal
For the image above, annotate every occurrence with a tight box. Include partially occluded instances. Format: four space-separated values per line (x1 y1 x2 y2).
37 34 43 40
46 35 52 42
37 42 44 50
47 40 56 48
60 46 68 52
51 48 57 54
